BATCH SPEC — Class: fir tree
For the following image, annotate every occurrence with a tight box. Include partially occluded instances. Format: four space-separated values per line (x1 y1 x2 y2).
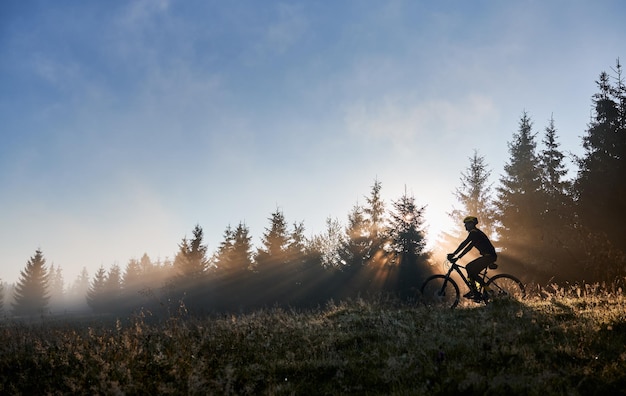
340 204 370 268
388 189 430 297
47 264 66 311
363 179 389 266
450 150 497 238
174 224 209 278
86 266 108 313
105 264 123 307
255 208 290 271
495 111 544 263
575 59 626 253
231 222 254 274
12 249 50 316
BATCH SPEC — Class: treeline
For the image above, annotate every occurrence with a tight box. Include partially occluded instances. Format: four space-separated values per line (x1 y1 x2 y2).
4 182 430 316
1 59 625 317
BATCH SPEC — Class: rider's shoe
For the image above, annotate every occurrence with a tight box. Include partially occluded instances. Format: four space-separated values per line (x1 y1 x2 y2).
463 290 481 299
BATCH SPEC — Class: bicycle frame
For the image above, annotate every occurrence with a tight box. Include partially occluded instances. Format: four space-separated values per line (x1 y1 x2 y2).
442 260 489 292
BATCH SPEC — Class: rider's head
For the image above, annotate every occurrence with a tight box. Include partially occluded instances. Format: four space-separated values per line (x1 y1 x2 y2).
463 216 478 230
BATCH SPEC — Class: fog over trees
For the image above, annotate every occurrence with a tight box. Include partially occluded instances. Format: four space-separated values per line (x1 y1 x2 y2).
2 60 624 317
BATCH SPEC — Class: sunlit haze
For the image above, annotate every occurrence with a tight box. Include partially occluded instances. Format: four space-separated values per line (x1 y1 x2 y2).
1 1 624 284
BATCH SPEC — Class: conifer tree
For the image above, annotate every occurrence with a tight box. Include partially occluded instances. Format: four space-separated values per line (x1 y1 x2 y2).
387 189 430 297
495 112 544 263
450 150 497 238
105 264 123 307
363 179 389 266
174 224 209 278
86 266 108 313
340 204 370 268
12 249 50 316
47 264 65 311
122 259 142 293
255 209 290 271
575 59 626 253
541 116 571 206
231 222 254 273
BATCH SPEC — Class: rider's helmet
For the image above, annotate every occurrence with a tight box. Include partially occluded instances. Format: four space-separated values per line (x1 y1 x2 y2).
463 216 478 225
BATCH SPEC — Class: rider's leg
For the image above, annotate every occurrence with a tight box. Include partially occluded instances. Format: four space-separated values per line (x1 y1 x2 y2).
466 255 495 288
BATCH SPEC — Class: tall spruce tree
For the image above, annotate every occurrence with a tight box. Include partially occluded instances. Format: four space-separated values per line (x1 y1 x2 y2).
174 224 209 278
86 266 108 313
450 150 496 238
495 112 544 264
231 222 254 273
13 249 50 316
575 60 626 254
0 280 4 312
340 204 370 268
387 189 429 297
540 116 571 216
363 179 389 266
255 208 290 271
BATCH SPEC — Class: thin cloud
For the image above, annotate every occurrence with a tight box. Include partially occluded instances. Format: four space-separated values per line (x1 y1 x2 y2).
343 93 497 152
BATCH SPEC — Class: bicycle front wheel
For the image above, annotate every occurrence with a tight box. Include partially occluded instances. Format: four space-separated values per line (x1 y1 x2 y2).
420 275 460 309
486 274 525 301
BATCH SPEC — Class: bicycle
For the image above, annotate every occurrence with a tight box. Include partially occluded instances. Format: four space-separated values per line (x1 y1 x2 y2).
420 258 525 309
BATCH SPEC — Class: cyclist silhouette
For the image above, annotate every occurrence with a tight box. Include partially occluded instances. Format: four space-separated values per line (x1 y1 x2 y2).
447 216 497 300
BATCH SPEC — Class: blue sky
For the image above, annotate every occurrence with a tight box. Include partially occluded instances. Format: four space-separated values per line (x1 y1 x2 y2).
1 0 624 284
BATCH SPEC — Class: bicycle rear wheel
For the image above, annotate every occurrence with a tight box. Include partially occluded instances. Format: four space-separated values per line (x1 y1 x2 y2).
420 275 460 309
486 274 525 301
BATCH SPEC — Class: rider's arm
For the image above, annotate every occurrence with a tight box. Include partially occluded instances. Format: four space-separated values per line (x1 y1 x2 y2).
449 235 472 259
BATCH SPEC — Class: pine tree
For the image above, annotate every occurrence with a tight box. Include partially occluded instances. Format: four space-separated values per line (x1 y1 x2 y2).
122 259 142 293
12 249 50 316
105 264 123 307
174 224 209 278
450 150 497 238
388 189 428 261
47 264 66 311
540 116 571 212
213 225 235 275
255 208 290 271
495 111 544 263
387 189 430 297
231 222 254 274
86 266 108 313
340 204 370 268
363 179 389 266
575 60 626 254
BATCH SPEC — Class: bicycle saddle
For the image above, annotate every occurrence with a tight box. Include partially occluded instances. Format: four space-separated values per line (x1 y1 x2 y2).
488 263 498 269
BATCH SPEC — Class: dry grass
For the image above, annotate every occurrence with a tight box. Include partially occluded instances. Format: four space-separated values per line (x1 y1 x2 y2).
1 283 625 395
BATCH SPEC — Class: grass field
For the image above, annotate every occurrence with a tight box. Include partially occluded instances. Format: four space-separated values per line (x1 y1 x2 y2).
1 283 625 395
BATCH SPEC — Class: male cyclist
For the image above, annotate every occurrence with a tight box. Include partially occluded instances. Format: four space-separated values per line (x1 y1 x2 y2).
447 216 497 300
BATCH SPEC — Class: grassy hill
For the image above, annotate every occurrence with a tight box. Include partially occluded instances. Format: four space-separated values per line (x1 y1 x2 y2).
1 284 625 395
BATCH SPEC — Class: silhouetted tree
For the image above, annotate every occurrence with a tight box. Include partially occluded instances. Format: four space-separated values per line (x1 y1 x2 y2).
255 209 290 270
174 225 209 279
387 189 429 297
122 259 142 293
105 264 123 308
450 150 497 238
12 249 50 316
340 204 370 268
575 60 626 252
574 59 626 281
363 179 389 266
0 280 4 312
537 115 578 273
495 112 544 268
86 266 108 313
47 264 65 311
